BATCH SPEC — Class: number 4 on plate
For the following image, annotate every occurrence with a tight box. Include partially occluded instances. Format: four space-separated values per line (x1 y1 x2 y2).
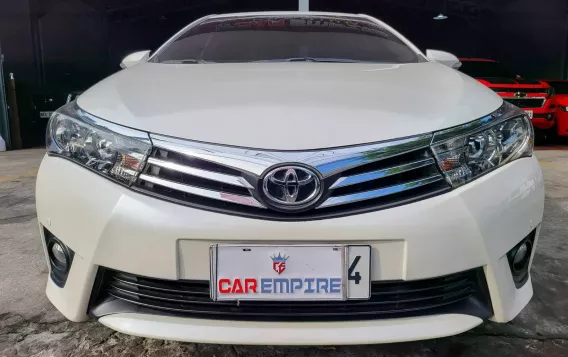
348 256 362 284
346 246 371 299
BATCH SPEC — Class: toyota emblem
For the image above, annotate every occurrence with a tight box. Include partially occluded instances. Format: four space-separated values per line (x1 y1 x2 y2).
262 166 322 210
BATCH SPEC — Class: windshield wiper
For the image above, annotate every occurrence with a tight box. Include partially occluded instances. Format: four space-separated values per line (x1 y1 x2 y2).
254 57 362 63
164 58 364 64
161 59 214 64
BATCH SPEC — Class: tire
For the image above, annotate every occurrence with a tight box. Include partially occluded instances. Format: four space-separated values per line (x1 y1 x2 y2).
534 128 548 146
547 121 559 145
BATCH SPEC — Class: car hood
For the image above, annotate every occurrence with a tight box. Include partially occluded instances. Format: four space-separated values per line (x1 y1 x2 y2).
78 62 502 150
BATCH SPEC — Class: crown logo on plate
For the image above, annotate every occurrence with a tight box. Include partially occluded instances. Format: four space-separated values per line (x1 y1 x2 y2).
271 253 289 262
271 253 289 275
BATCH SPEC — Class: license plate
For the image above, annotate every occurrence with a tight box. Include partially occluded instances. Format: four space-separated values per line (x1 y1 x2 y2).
210 245 371 301
525 110 533 119
39 111 53 119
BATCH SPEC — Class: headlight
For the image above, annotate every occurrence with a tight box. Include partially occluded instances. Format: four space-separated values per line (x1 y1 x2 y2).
431 102 533 187
46 102 151 185
560 106 568 112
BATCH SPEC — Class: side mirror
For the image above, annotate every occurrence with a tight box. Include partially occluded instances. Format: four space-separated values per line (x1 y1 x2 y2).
426 49 462 69
120 50 151 69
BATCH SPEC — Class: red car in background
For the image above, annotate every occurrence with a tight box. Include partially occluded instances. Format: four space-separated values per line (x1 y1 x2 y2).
459 58 555 133
541 80 568 137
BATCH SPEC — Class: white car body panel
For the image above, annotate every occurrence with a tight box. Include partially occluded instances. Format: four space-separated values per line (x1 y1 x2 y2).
39 155 543 326
99 313 483 345
77 61 501 150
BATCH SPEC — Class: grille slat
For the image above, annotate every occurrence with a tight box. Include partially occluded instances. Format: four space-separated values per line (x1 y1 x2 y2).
330 158 435 189
371 277 470 295
147 157 254 189
503 97 545 108
107 285 234 305
320 175 444 208
110 276 210 295
139 174 265 208
134 135 451 220
94 268 492 322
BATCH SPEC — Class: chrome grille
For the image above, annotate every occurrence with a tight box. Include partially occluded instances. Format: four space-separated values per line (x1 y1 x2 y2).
134 134 450 220
137 148 264 208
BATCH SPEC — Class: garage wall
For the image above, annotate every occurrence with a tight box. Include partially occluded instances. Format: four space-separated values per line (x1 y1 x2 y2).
492 0 568 79
311 0 495 58
0 0 567 94
0 0 39 148
0 0 301 91
39 1 108 93
312 0 568 80
0 0 36 85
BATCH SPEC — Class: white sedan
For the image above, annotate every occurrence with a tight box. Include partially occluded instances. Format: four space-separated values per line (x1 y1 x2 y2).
36 12 544 345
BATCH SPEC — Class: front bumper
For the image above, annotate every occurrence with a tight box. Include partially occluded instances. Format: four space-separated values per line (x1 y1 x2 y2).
521 103 555 130
531 109 555 130
36 154 544 344
499 96 555 130
98 313 483 345
555 110 568 136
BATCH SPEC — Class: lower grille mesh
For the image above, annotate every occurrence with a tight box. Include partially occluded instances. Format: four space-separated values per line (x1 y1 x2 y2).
503 98 545 108
91 268 493 322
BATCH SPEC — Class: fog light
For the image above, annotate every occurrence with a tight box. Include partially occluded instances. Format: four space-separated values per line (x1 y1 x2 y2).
44 228 74 288
512 242 529 270
507 229 536 288
50 242 67 267
47 239 71 273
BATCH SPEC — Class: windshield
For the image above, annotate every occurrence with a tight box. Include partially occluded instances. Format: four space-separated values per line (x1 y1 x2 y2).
151 16 421 64
459 61 517 78
546 81 568 94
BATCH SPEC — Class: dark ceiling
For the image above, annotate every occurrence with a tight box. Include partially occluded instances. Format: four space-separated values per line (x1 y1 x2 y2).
1 0 567 93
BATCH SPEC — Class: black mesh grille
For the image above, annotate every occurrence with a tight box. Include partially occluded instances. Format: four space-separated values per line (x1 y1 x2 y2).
91 268 493 322
503 98 545 108
492 87 547 94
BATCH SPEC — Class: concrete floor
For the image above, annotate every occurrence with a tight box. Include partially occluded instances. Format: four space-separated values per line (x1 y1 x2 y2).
1 148 568 356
